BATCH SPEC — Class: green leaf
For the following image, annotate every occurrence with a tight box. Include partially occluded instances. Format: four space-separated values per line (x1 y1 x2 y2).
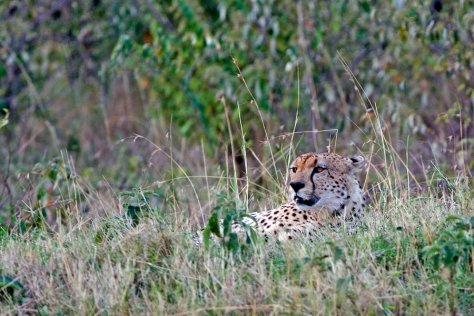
0 109 8 129
359 1 370 13
37 186 46 201
0 64 6 77
222 213 234 237
207 212 221 238
226 232 239 252
202 227 211 249
0 275 25 302
126 205 142 226
48 169 58 182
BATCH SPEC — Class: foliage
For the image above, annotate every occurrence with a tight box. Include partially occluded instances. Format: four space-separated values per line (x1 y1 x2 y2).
202 193 260 253
421 215 474 313
0 109 8 129
423 215 474 271
1 1 473 220
120 186 166 226
0 1 473 314
14 157 78 232
0 275 25 304
0 187 473 314
1 0 473 160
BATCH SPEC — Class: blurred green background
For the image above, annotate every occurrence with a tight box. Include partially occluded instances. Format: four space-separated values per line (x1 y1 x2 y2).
0 0 473 224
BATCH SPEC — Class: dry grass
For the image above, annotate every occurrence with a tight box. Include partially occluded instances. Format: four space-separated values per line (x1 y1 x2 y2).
0 106 473 313
0 55 472 316
0 175 472 314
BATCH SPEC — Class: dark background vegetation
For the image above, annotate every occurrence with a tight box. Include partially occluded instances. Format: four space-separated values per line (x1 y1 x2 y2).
0 2 473 314
0 0 473 226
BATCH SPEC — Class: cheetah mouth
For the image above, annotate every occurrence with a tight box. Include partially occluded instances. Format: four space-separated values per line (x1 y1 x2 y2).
294 195 319 206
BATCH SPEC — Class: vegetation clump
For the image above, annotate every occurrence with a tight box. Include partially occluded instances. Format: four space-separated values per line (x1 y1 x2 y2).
0 0 473 314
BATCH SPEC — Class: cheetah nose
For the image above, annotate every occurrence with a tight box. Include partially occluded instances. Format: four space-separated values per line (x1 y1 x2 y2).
289 181 305 192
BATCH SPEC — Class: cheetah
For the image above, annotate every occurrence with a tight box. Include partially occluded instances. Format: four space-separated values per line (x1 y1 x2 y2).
199 152 366 243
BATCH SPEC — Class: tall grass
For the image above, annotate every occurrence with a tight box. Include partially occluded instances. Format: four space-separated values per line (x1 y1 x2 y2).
1 65 473 315
0 170 472 314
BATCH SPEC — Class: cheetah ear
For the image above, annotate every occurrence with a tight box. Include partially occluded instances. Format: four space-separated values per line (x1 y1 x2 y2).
349 155 365 173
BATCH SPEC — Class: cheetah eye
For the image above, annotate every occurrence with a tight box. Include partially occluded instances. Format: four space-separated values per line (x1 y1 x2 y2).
313 166 326 174
290 167 297 173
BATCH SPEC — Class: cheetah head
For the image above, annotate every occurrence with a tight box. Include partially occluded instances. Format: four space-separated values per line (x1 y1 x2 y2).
288 152 365 213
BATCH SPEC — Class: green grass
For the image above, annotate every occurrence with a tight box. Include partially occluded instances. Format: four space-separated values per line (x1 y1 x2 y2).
0 52 473 314
1 1 473 314
0 171 472 315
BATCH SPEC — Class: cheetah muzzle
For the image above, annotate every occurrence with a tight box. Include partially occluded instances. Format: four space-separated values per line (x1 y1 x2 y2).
294 195 319 207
